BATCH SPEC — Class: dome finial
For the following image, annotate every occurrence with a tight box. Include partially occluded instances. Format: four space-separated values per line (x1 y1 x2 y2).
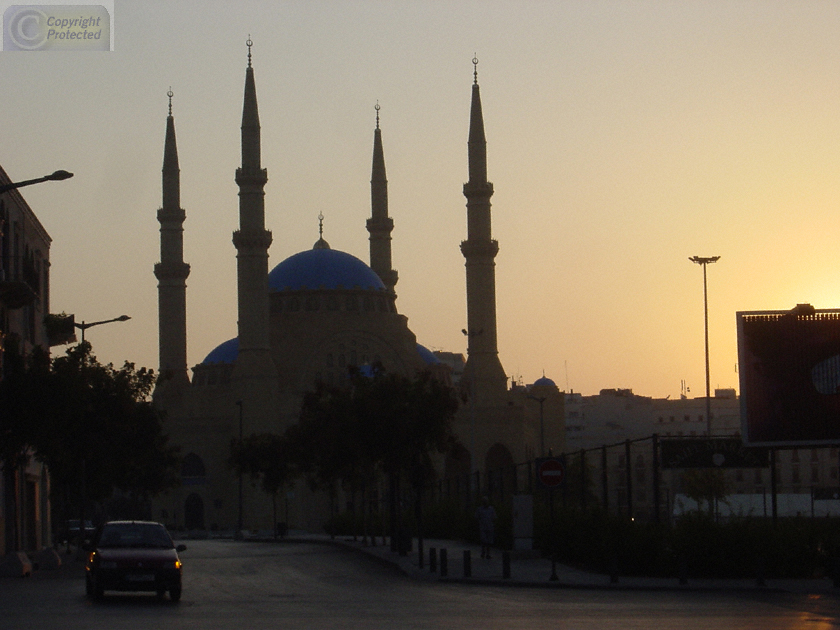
375 100 380 130
314 212 330 249
472 54 479 85
246 35 253 68
167 87 173 116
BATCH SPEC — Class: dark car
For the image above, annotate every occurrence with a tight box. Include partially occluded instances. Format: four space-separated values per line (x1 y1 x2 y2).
60 519 95 544
85 521 186 601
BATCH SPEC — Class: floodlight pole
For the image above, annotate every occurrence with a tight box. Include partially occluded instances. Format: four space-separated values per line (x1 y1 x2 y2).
689 256 720 436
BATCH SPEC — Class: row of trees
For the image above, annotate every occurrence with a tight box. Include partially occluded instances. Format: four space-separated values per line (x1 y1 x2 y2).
0 338 180 547
230 365 460 545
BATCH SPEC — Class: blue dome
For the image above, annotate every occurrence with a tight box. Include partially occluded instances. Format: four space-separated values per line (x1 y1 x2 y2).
416 344 440 365
269 249 386 292
533 376 557 388
202 337 238 365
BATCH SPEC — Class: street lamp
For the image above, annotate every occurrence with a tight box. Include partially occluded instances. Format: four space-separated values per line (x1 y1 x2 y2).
235 400 244 540
527 395 547 458
689 255 720 436
0 170 74 194
74 315 131 344
462 328 483 477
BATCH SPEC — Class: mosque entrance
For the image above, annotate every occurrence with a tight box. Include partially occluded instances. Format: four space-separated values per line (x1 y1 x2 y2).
184 493 205 530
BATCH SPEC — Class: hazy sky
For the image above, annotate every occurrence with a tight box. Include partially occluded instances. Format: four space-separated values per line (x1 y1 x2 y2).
4 1 840 398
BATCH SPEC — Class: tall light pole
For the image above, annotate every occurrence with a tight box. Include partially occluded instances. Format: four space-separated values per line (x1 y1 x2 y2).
0 170 73 194
689 256 720 436
235 400 244 540
527 395 547 458
74 314 131 343
462 328 482 477
71 313 130 556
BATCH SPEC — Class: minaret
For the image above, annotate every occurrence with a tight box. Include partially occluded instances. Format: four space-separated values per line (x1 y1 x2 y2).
460 57 507 398
154 89 190 397
232 38 277 430
367 102 398 293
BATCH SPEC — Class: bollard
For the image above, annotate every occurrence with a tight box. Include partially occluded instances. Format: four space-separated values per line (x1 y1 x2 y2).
430 547 437 573
678 558 688 586
756 555 766 588
502 551 511 579
440 548 448 577
463 550 472 578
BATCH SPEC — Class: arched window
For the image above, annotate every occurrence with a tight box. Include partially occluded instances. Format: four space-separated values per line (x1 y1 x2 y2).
182 453 206 478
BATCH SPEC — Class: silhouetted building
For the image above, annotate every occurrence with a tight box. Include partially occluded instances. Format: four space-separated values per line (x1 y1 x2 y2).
152 48 564 533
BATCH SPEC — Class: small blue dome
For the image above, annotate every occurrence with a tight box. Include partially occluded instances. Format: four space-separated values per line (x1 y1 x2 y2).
533 376 557 388
269 249 386 292
202 337 238 364
416 344 440 365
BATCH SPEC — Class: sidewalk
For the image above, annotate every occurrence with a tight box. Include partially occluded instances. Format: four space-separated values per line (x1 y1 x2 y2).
302 534 840 594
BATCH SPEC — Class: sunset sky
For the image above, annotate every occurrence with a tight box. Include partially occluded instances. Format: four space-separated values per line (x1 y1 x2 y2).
3 1 840 399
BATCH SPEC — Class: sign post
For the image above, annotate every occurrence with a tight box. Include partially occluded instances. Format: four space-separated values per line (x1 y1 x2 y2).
535 457 565 581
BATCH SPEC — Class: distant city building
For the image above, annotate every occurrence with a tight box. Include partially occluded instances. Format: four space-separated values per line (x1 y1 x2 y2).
564 387 840 520
152 49 563 534
0 165 53 560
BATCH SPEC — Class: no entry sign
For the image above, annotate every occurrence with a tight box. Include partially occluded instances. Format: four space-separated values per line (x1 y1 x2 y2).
536 457 565 489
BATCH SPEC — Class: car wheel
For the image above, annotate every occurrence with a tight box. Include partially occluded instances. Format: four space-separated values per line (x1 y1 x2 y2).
169 586 182 602
93 578 105 601
156 587 166 599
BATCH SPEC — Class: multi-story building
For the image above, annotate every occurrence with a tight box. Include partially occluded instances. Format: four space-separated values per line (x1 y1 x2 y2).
0 165 54 568
563 388 839 520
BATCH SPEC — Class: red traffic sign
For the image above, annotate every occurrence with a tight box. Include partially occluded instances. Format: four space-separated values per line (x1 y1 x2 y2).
536 457 565 489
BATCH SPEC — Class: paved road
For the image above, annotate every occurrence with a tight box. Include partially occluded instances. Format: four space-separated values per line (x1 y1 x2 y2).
3 540 840 629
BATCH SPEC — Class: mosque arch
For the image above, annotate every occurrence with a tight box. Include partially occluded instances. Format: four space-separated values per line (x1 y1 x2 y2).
445 443 471 480
184 493 205 530
181 452 206 478
485 443 514 473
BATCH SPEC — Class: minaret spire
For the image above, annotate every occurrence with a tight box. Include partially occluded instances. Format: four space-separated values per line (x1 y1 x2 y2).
367 101 398 293
154 89 191 397
232 38 278 434
461 57 507 399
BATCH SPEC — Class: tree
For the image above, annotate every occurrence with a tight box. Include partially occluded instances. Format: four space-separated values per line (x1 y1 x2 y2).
2 342 180 531
681 468 731 517
290 365 459 545
229 432 293 537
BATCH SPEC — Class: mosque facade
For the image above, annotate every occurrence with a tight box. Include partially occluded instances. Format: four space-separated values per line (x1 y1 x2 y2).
152 47 564 534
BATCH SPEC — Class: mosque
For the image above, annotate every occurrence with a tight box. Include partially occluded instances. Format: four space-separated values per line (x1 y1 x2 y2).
152 44 564 533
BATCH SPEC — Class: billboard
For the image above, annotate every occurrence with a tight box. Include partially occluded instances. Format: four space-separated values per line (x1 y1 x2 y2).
737 305 840 446
660 438 768 469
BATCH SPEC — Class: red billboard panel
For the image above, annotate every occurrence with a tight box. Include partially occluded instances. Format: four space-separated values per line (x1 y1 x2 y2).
738 305 840 446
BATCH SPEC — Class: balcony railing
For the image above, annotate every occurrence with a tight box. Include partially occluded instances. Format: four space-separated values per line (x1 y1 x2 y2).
0 256 40 308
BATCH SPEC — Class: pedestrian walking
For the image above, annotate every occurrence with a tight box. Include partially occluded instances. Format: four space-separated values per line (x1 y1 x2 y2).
476 496 496 559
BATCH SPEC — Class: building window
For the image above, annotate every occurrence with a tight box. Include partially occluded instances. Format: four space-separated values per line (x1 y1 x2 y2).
305 295 319 311
811 449 820 462
812 465 820 483
754 469 763 484
791 449 799 463
791 466 800 484
346 295 358 311
327 296 339 311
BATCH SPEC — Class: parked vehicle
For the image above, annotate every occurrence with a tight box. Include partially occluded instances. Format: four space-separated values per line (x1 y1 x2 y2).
85 521 186 601
60 519 95 544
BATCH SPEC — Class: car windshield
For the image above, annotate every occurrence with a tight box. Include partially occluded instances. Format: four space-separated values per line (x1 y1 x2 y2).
97 523 174 549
